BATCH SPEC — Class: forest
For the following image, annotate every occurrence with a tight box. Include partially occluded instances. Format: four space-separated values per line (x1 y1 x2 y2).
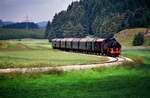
46 0 150 40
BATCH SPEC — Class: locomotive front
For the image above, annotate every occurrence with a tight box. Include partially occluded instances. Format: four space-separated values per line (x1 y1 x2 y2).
102 38 121 57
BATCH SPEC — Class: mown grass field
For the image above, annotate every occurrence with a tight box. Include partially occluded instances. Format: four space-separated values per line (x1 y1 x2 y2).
0 39 106 68
0 49 150 98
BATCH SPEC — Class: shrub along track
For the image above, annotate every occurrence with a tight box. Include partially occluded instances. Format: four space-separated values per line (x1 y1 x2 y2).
0 56 133 74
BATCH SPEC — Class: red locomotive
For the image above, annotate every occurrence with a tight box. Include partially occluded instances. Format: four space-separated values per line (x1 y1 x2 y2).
51 38 121 57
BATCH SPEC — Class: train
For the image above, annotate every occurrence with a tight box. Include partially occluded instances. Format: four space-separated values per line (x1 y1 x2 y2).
51 38 121 57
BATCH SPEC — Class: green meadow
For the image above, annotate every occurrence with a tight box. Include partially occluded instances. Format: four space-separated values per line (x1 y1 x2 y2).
0 39 106 68
0 39 150 98
0 49 150 98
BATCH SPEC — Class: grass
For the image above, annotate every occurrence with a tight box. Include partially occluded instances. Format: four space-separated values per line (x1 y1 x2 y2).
122 49 150 64
115 28 150 47
0 49 150 98
0 28 45 39
0 39 107 68
0 41 150 98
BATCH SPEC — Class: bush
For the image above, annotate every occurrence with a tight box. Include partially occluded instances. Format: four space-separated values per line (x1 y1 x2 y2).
133 32 144 46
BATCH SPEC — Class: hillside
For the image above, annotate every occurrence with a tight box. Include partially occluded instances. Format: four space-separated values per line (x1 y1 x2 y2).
115 28 150 47
0 20 3 27
0 19 14 27
37 21 47 29
47 0 150 40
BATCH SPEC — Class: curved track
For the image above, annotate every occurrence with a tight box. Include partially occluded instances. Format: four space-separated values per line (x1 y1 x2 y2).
0 56 133 74
106 56 126 63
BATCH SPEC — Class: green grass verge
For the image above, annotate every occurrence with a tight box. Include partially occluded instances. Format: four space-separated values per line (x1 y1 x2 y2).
0 39 106 68
0 49 150 98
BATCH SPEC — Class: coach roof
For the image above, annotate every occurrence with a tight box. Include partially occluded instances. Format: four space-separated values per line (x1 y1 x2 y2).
96 38 105 42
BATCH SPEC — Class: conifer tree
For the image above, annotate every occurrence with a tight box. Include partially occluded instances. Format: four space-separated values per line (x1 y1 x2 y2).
133 33 144 46
45 21 51 39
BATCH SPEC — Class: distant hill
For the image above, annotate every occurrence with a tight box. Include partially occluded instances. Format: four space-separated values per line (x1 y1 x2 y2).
0 20 3 27
47 0 150 40
0 19 14 27
0 19 47 29
115 28 150 47
2 22 39 29
3 21 14 26
37 21 47 29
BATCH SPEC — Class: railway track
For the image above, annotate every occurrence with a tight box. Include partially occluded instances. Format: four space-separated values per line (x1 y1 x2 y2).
108 56 130 63
0 56 133 74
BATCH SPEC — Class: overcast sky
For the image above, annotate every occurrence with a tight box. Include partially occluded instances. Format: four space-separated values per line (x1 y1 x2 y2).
0 0 79 22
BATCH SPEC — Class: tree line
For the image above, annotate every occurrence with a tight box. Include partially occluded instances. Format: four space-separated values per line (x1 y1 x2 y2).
2 22 39 29
0 22 45 40
0 28 45 40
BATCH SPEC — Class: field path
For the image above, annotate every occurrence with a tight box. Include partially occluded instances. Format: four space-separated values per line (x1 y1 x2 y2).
0 56 133 74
